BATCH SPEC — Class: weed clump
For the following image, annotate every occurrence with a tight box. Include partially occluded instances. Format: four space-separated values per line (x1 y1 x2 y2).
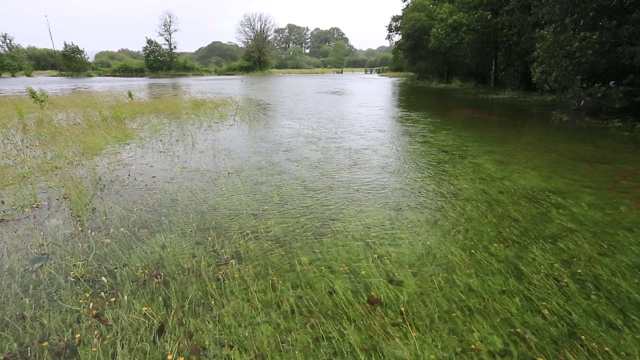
25 86 51 109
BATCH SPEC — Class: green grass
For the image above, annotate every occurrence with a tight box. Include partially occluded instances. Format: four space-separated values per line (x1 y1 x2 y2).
1 89 639 359
0 91 237 223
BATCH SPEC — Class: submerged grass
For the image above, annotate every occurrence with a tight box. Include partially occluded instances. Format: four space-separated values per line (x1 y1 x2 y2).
0 91 237 223
1 88 639 359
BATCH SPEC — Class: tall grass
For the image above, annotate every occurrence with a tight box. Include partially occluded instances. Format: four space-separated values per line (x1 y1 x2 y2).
1 89 639 359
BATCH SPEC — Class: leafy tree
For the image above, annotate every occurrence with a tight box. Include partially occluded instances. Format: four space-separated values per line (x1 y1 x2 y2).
60 41 90 74
275 45 309 69
111 58 146 75
532 0 640 107
236 12 277 71
330 41 347 68
274 24 310 52
0 33 27 76
157 10 179 70
308 29 334 58
116 48 143 60
93 50 129 69
308 27 354 59
346 55 367 68
142 38 170 72
174 56 201 73
25 46 58 70
388 0 640 112
192 41 242 67
0 33 18 54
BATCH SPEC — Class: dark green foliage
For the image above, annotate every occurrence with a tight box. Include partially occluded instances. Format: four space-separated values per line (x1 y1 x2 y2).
220 60 254 74
174 56 201 73
142 38 170 73
308 27 354 58
274 24 310 52
93 50 129 69
60 41 90 74
330 41 347 68
192 41 242 67
388 0 640 111
24 46 58 71
94 49 145 74
0 33 27 76
531 0 640 108
275 46 308 69
110 59 146 76
345 55 367 68
116 48 143 60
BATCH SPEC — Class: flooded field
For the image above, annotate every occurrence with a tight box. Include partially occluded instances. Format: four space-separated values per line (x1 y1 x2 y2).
1 75 639 358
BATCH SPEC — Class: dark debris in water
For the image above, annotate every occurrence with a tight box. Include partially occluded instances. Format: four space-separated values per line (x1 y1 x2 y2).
367 298 383 308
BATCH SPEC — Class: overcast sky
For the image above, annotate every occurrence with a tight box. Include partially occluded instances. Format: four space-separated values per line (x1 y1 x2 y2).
1 0 403 54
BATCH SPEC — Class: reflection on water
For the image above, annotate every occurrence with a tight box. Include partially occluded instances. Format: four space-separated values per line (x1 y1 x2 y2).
94 75 429 234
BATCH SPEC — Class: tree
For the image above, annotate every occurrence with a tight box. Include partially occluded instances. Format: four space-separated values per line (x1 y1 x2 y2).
157 10 179 70
192 41 242 67
117 48 143 60
0 33 27 76
60 41 90 74
309 28 335 57
0 33 18 54
308 27 354 59
274 24 310 52
93 50 129 69
25 46 58 70
330 41 347 68
142 38 170 72
532 0 640 108
236 12 277 71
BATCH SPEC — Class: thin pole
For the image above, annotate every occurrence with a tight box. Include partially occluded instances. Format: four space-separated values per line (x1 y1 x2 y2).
44 15 61 74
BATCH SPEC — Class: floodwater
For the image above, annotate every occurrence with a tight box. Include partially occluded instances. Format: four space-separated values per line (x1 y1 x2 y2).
1 74 639 258
3 74 640 356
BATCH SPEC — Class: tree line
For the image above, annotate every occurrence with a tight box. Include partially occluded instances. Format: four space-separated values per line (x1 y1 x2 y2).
387 0 640 111
1 11 393 78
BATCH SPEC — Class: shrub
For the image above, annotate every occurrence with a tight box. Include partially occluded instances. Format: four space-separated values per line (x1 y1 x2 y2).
110 59 147 76
25 86 51 109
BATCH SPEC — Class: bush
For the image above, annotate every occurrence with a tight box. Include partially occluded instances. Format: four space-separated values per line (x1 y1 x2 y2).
110 59 147 76
25 86 51 109
174 56 201 73
219 60 254 74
